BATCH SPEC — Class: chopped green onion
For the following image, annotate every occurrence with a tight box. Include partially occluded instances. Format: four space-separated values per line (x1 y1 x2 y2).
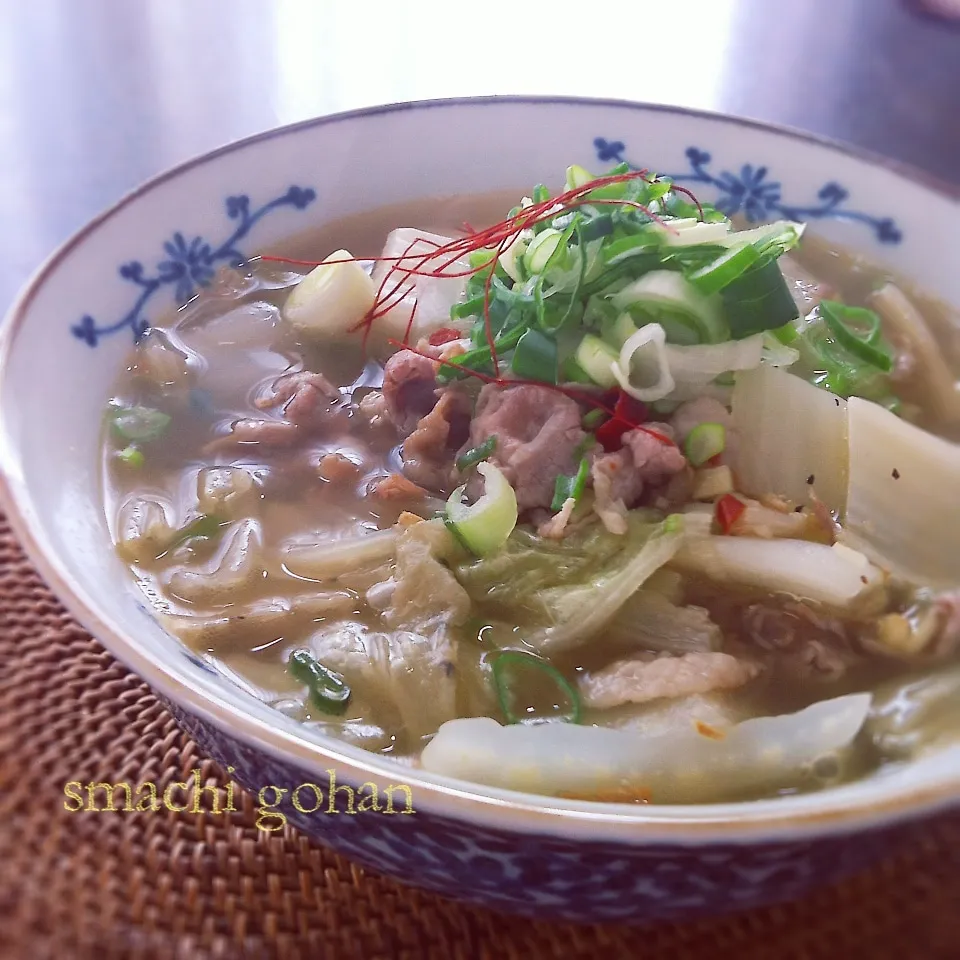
511 328 558 383
167 514 224 549
456 436 497 472
683 423 726 467
468 249 496 270
612 270 728 344
574 334 620 388
581 408 607 429
686 243 760 296
599 311 638 349
602 231 662 265
443 516 475 553
451 295 487 321
551 457 590 511
445 462 518 557
289 650 351 715
577 213 614 243
820 300 893 372
772 320 801 344
562 356 595 385
720 259 799 338
116 445 144 468
531 183 550 205
565 164 595 189
523 229 566 274
491 650 582 725
108 403 171 442
437 323 527 383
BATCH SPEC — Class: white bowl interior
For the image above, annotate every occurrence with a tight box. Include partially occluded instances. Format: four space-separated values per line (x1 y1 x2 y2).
2 98 959 839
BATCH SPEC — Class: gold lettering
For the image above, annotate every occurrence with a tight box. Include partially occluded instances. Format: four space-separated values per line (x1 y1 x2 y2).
85 781 132 812
325 769 355 814
383 784 414 815
135 782 160 813
355 782 382 814
63 781 84 812
163 778 190 813
291 783 323 814
256 786 287 831
223 766 238 813
188 768 226 815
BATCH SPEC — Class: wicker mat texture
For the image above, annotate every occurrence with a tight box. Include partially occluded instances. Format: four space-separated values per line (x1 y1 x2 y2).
1 512 959 960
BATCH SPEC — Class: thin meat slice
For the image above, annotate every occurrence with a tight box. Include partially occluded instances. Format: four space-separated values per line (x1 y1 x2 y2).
580 651 760 710
205 417 301 452
382 349 440 433
369 473 430 501
401 388 472 492
739 602 859 682
317 452 363 483
471 384 586 511
256 370 339 426
623 424 688 482
591 425 687 534
591 448 639 535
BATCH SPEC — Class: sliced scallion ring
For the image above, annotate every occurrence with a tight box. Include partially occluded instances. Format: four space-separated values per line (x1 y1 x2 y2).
686 243 761 296
820 300 893 372
574 334 620 388
289 650 351 715
683 422 726 466
611 270 727 344
523 228 565 274
445 461 518 557
491 650 582 725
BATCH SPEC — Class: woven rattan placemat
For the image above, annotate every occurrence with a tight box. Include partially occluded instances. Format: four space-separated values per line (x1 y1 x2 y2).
1 512 959 960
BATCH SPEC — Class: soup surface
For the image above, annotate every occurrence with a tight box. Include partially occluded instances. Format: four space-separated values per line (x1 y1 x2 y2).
103 169 960 804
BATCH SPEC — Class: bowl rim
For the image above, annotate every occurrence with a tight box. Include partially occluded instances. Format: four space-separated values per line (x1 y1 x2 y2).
2 94 959 842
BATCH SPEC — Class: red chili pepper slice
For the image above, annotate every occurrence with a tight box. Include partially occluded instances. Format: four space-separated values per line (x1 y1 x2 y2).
428 327 463 347
595 418 627 451
613 391 648 425
594 390 649 452
715 493 746 534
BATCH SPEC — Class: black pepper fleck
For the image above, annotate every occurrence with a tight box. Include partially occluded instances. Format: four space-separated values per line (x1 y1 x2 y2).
860 575 868 585
794 505 804 513
892 468 900 479
835 398 840 406
806 474 815 485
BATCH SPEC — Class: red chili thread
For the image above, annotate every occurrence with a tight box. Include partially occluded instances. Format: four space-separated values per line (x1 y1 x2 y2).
666 182 705 220
261 169 703 403
401 296 419 349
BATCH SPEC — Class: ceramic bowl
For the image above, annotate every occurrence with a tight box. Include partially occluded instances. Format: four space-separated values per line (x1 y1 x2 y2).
2 97 959 923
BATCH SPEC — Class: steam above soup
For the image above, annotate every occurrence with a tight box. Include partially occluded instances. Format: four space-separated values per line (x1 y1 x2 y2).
103 167 960 804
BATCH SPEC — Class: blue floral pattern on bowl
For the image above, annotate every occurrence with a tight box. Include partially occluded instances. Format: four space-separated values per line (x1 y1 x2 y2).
71 185 316 347
594 138 903 243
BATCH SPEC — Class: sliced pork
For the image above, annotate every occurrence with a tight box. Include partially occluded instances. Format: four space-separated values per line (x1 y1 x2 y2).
382 349 440 433
580 651 760 710
470 384 586 511
401 388 472 491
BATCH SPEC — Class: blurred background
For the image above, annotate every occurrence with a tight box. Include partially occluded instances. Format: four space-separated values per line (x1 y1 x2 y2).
0 0 958 310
